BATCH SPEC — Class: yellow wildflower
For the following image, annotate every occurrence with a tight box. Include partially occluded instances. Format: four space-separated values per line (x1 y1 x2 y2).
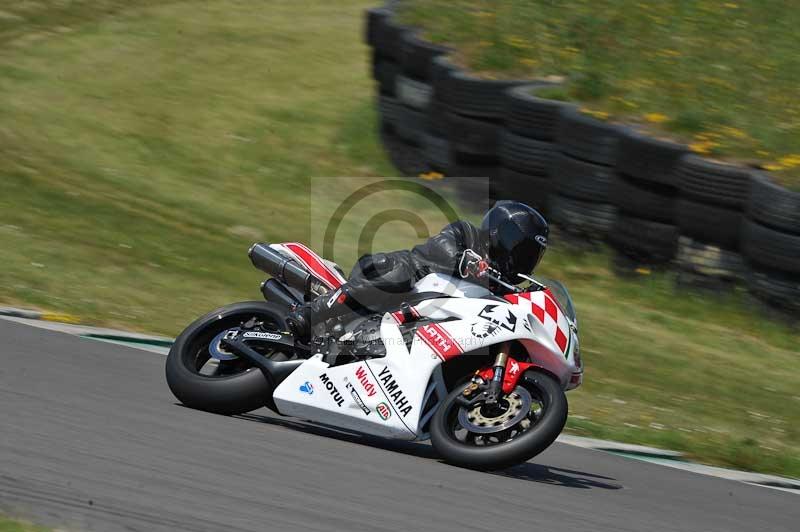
689 140 719 154
777 154 800 168
644 113 669 124
721 126 748 139
504 36 532 49
724 3 739 8
580 108 610 120
611 97 638 109
695 131 723 140
763 163 784 172
559 47 580 59
520 58 540 68
419 171 444 181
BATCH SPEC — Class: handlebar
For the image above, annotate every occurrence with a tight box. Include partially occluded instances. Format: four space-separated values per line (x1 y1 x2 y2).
476 267 522 294
459 249 546 295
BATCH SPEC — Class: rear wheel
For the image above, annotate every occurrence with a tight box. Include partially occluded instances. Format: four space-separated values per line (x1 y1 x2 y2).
430 370 567 470
165 301 291 415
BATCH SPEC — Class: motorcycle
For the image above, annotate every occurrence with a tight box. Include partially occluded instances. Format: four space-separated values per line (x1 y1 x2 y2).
166 242 583 470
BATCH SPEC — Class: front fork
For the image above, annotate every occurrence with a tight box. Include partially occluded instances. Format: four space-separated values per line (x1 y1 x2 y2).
485 345 509 405
458 342 510 406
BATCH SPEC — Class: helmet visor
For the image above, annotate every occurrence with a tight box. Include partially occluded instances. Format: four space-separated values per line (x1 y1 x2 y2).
495 221 546 277
509 235 545 276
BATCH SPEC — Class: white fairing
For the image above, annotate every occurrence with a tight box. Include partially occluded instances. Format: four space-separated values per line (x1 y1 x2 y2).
273 273 581 441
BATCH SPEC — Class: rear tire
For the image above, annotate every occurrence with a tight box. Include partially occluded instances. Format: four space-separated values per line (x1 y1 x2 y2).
165 301 289 415
430 370 567 470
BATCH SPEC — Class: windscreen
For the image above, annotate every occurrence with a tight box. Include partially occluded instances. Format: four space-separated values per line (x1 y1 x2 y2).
534 277 577 325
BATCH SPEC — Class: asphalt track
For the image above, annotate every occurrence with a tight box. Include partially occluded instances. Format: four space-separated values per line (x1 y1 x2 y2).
1 319 796 532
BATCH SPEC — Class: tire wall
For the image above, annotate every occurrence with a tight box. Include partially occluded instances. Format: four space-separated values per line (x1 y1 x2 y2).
364 3 800 313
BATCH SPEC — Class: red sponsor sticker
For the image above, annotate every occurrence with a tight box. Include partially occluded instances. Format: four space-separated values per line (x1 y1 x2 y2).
355 365 377 397
376 402 391 420
416 323 462 361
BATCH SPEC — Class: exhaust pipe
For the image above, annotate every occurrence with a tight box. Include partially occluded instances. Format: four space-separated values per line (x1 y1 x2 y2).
260 278 300 307
248 243 312 292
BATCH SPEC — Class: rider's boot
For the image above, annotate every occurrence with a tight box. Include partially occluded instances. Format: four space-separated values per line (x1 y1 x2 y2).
286 287 352 342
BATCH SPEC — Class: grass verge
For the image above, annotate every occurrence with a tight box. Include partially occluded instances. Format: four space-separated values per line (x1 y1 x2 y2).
540 245 800 477
398 0 800 188
0 516 48 532
0 0 798 478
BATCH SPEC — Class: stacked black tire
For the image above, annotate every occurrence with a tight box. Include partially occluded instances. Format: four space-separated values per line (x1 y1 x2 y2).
550 108 623 241
609 130 686 271
743 175 800 312
434 56 526 208
496 84 568 216
368 8 426 175
399 32 450 173
674 155 751 286
424 54 461 174
364 4 799 316
369 8 400 131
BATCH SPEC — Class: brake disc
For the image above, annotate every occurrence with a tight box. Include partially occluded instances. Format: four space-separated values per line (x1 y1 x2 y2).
208 330 239 361
457 385 532 434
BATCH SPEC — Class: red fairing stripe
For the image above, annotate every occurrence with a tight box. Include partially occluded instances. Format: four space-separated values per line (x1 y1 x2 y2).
530 302 545 323
504 291 570 355
504 294 520 305
391 306 421 324
282 242 345 290
554 327 568 352
544 296 558 321
543 288 564 313
416 323 463 361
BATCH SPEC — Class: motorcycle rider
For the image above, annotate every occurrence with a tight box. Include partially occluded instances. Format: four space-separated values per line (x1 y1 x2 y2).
286 201 549 341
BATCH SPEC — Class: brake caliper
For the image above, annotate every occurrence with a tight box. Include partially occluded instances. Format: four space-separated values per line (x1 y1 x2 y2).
475 358 538 395
462 381 481 398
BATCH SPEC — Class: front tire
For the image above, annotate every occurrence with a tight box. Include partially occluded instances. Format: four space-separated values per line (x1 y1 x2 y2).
430 370 568 470
165 301 290 415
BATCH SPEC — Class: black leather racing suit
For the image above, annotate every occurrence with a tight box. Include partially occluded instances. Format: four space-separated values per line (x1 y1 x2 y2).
305 220 490 325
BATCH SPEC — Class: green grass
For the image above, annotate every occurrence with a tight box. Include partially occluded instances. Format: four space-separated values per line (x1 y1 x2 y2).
0 0 405 332
538 246 800 476
398 0 800 189
0 516 48 532
0 0 798 479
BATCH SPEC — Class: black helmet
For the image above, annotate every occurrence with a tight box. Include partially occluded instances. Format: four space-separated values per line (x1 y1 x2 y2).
481 201 549 278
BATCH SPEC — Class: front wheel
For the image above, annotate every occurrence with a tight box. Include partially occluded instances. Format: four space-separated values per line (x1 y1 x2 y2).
430 370 568 470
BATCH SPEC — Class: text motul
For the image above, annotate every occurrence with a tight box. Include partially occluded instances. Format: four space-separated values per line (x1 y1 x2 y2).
319 373 344 407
